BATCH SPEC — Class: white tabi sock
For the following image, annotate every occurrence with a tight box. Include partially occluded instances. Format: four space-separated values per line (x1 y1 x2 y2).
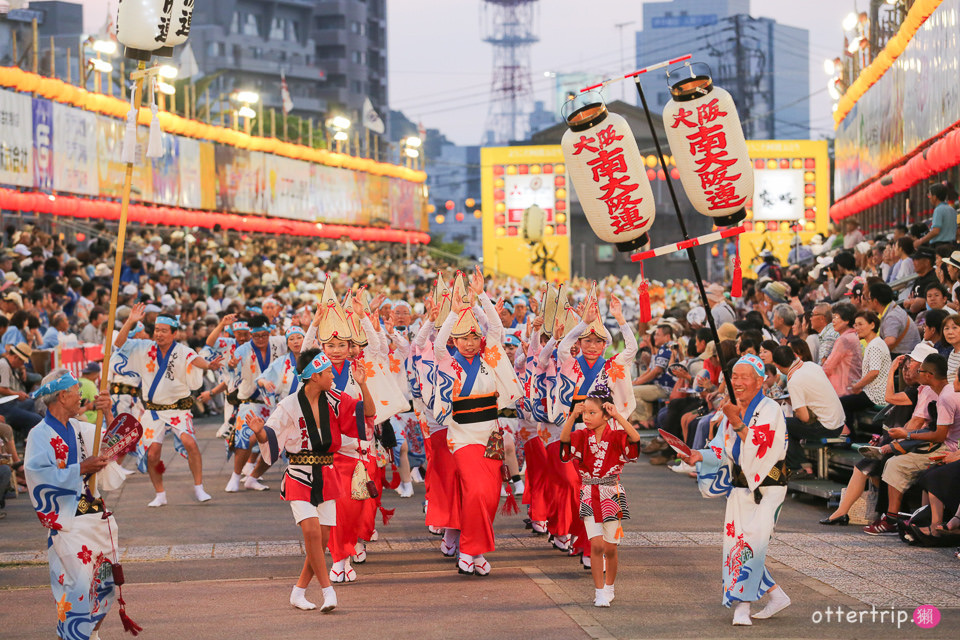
147 492 167 507
732 602 753 626
752 587 791 619
225 473 241 493
594 588 610 607
241 462 256 476
194 484 212 502
603 583 615 602
290 585 315 610
320 586 337 613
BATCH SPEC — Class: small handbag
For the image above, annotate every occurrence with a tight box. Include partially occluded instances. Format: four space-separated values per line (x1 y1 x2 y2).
351 461 371 500
484 428 505 461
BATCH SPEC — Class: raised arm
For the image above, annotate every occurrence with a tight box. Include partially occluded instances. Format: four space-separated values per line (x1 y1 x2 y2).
206 313 237 348
114 303 145 350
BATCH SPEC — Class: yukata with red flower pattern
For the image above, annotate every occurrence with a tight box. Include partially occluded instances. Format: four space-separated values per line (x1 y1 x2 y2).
118 338 203 448
25 413 130 640
560 424 640 536
694 392 788 608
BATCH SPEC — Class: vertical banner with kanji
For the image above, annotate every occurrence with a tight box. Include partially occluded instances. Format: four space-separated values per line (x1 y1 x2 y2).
32 98 54 191
0 89 34 187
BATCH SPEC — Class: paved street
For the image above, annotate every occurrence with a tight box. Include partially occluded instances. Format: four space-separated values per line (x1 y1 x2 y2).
2 418 958 639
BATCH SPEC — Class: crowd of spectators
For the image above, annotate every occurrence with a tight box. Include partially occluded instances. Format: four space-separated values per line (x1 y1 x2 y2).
631 181 960 547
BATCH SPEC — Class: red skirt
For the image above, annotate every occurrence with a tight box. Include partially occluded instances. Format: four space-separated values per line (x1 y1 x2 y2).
453 444 502 556
521 437 550 523
358 456 381 541
327 453 369 563
425 429 460 530
544 440 581 538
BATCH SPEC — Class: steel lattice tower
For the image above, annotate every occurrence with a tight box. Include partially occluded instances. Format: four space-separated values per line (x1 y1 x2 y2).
482 0 539 144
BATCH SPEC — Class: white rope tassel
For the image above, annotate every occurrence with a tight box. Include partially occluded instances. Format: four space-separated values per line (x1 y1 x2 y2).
120 82 138 164
146 77 163 158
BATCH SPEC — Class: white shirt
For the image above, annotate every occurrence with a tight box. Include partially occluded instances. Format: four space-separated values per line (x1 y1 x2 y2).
785 361 845 431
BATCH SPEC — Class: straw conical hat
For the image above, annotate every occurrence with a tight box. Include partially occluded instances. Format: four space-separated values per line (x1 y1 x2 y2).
318 277 353 343
451 308 482 338
579 282 609 341
434 272 452 329
343 291 367 346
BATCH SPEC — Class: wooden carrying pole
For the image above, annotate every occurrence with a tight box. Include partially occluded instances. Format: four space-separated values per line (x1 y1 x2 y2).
90 61 149 493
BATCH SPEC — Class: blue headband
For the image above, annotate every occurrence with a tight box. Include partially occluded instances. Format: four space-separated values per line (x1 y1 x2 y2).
393 300 411 311
512 296 528 306
33 373 78 398
156 315 180 329
502 301 514 313
133 321 145 334
300 352 332 380
250 325 270 334
735 354 765 378
504 335 521 347
286 326 305 340
232 321 250 332
247 306 263 315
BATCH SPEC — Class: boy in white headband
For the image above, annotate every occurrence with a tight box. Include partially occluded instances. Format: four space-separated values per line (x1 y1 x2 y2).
245 348 377 613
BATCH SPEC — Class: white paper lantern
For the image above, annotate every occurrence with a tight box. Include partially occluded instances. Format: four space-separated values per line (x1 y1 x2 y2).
522 204 545 243
116 0 173 59
662 68 753 226
561 92 655 252
164 0 194 47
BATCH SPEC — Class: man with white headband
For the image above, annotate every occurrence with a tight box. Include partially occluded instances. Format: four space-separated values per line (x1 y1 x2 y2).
680 354 790 626
25 369 136 640
245 348 377 613
225 314 287 493
115 304 223 507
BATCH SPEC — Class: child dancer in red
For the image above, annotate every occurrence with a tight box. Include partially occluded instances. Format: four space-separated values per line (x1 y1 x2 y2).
560 383 642 608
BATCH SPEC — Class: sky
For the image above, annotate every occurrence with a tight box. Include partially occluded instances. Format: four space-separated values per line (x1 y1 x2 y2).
77 0 851 144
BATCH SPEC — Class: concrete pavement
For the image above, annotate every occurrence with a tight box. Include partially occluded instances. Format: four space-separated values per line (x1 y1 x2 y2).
2 418 958 639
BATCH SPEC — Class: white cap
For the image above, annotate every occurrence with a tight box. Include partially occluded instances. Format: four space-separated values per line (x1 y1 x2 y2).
122 284 138 296
909 342 939 363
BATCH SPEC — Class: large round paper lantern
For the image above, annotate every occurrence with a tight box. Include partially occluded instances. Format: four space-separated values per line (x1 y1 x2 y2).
522 204 546 243
561 92 655 252
116 0 174 60
662 66 753 226
159 0 194 51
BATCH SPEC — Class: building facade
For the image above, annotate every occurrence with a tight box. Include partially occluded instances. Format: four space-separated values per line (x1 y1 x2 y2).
635 0 809 140
190 0 386 126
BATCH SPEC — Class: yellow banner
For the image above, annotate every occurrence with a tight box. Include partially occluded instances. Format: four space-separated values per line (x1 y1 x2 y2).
481 145 570 281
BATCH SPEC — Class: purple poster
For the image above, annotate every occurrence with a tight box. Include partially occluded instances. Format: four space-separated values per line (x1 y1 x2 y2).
32 97 53 191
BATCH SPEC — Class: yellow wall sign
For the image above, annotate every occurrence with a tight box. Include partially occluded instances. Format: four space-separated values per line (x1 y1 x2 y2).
480 145 571 281
738 140 831 276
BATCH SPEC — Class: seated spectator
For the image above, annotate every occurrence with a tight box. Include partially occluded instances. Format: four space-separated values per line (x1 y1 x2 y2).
1 310 28 349
773 346 846 480
888 236 916 284
824 302 862 396
818 343 938 525
0 343 42 441
839 310 891 431
865 353 956 535
78 306 107 344
921 308 951 356
905 247 939 315
867 281 921 358
942 314 960 380
39 312 69 349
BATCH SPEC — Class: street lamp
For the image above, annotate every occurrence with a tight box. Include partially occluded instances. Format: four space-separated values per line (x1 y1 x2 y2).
841 12 859 31
327 115 352 153
403 136 422 169
158 64 179 80
231 90 260 133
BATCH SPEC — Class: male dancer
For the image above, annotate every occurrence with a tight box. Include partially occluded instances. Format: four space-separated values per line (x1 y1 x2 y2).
116 304 222 506
246 349 377 612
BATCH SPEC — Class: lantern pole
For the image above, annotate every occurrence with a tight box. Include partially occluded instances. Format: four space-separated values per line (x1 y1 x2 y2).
633 77 736 401
90 60 152 493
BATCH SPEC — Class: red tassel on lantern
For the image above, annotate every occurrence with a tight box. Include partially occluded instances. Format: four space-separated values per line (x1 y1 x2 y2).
117 595 143 636
731 237 743 298
637 263 651 322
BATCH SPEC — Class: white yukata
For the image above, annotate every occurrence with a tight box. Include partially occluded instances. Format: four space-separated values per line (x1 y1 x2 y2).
119 339 203 448
25 413 132 640
108 343 142 420
204 335 241 436
233 336 287 450
695 392 788 607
